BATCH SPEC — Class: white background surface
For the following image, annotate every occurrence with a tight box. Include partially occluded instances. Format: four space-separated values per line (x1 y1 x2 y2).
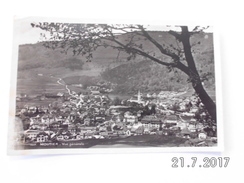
1 1 244 182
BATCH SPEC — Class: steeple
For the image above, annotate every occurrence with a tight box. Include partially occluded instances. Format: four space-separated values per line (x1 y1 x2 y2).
138 90 141 102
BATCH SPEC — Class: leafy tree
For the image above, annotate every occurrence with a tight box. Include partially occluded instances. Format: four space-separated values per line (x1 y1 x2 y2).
170 102 181 112
151 104 156 114
185 101 193 112
112 97 121 106
31 23 216 122
142 104 156 115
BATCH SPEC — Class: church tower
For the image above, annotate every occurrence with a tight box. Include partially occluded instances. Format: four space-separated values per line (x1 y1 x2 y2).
137 90 141 103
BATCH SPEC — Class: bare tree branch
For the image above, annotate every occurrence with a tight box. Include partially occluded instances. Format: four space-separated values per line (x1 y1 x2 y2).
137 25 180 61
168 30 182 42
103 36 176 67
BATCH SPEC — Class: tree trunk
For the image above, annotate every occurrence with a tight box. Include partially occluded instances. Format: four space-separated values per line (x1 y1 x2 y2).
180 26 216 122
193 82 216 122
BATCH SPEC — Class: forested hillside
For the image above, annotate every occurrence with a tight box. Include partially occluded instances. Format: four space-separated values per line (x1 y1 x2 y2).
101 58 215 94
17 30 215 94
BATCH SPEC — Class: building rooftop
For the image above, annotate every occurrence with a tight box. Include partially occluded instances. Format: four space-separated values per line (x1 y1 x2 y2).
141 115 161 123
165 115 179 121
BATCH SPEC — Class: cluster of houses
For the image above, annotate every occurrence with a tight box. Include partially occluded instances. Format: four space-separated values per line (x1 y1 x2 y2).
15 89 216 146
87 81 115 94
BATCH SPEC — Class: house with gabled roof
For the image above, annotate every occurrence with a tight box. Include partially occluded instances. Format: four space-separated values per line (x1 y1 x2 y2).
164 115 179 124
141 115 162 131
24 129 41 141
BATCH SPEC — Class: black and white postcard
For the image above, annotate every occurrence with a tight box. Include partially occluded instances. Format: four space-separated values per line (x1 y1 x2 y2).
8 17 223 155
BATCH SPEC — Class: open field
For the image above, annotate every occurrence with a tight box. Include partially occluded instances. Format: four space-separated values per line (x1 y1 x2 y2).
16 99 58 108
17 77 65 95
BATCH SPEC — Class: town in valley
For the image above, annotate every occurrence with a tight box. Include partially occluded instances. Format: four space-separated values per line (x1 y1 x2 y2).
14 76 217 149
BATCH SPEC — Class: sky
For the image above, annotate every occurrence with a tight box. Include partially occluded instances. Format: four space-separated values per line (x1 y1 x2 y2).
14 17 213 45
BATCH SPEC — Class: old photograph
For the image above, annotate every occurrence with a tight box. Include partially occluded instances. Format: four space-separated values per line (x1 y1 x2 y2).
8 17 222 155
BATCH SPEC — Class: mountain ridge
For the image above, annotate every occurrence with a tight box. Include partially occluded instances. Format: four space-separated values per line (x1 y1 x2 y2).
17 31 215 95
